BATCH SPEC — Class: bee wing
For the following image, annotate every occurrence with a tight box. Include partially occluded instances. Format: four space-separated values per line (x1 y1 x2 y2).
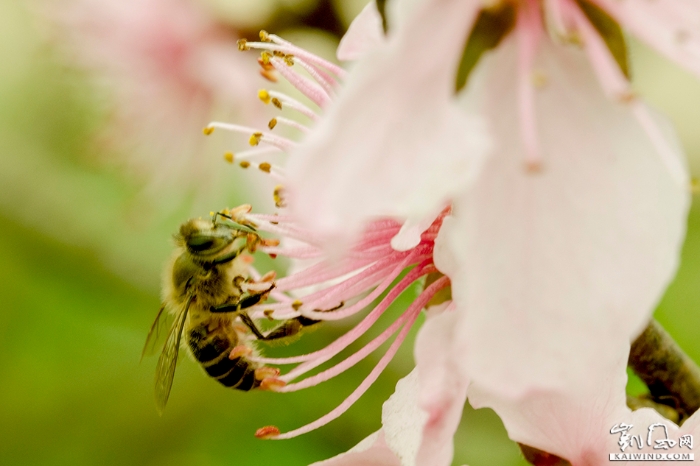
141 304 172 361
154 296 192 414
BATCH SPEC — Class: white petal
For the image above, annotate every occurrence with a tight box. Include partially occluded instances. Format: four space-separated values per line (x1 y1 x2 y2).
414 309 469 466
311 431 402 466
390 207 443 251
287 0 489 250
312 370 430 466
469 345 675 463
382 370 428 466
385 0 427 29
435 35 690 398
337 1 385 61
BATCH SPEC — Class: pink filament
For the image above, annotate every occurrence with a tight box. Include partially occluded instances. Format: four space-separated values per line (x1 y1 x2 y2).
292 57 337 97
209 122 296 151
567 0 631 100
516 0 543 169
269 276 450 440
270 57 331 108
252 263 436 366
296 249 431 320
246 251 412 319
268 34 347 78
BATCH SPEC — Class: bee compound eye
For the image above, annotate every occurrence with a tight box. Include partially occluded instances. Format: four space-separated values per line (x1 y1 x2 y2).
187 235 216 252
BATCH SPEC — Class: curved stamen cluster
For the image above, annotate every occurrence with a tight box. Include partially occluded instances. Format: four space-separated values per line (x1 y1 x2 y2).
203 31 451 440
202 30 344 176
244 210 449 440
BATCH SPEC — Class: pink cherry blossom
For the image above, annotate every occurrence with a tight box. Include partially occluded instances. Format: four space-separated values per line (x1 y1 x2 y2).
202 32 474 450
204 0 695 463
39 0 260 195
281 0 693 464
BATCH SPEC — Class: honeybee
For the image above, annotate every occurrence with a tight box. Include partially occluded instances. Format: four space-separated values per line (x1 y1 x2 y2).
143 207 345 413
143 208 292 413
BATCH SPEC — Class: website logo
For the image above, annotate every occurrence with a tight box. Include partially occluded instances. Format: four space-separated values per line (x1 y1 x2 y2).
609 423 694 462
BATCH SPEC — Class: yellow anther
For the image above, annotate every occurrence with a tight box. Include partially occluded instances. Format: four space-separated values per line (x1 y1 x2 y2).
257 57 274 71
273 185 286 208
259 30 271 42
255 426 281 439
525 160 543 174
284 54 295 66
224 152 234 163
260 238 280 247
240 161 251 168
209 211 215 217
531 70 548 89
292 300 303 311
202 126 214 135
237 38 249 51
249 132 262 146
271 98 282 109
264 309 275 320
261 51 272 65
273 50 284 57
229 345 253 360
258 89 271 104
260 378 286 391
255 367 281 380
617 90 638 104
227 204 252 221
259 162 272 173
268 118 277 130
260 69 278 83
566 31 584 46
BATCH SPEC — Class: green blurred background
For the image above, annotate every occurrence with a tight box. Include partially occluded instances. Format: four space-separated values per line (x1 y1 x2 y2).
2 1 700 465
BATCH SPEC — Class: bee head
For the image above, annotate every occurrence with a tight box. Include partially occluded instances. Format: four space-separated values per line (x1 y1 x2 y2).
176 218 239 260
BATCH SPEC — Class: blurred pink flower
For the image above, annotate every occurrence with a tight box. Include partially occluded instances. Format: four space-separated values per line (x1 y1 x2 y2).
40 0 260 194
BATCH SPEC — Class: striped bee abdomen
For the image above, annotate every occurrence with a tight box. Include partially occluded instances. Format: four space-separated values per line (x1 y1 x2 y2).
187 324 260 391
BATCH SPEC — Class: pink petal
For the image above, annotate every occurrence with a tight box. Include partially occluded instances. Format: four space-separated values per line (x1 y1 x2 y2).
469 345 677 464
593 0 700 78
414 309 469 466
381 371 428 466
311 431 402 466
312 371 427 466
337 1 385 61
287 0 490 250
435 35 689 399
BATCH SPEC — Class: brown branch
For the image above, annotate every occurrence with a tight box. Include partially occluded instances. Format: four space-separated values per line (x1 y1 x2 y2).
518 444 571 466
628 319 700 422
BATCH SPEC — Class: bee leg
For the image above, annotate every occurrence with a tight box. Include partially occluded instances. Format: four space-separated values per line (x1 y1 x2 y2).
209 284 274 314
211 209 257 233
209 285 275 340
254 301 345 342
237 312 268 340
255 316 317 341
